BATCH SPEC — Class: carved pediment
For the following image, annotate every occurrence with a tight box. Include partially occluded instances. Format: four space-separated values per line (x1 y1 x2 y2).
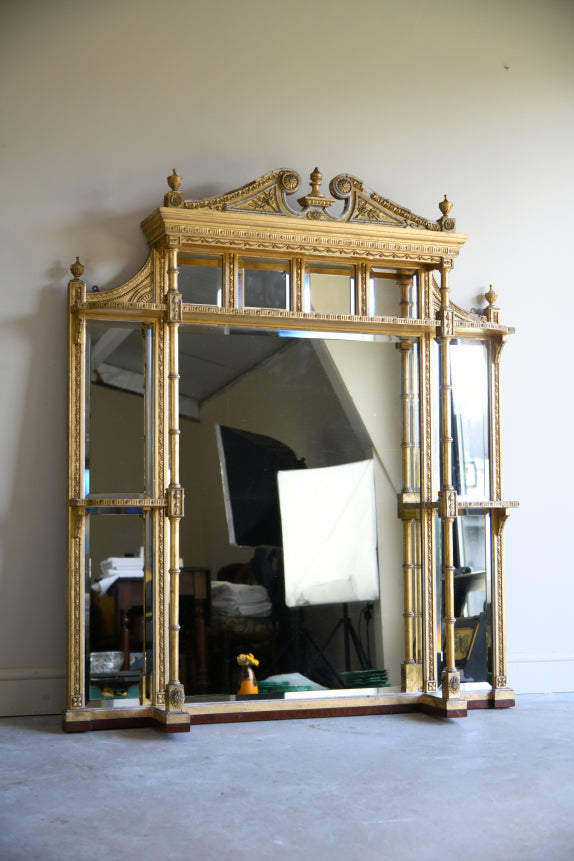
164 167 456 232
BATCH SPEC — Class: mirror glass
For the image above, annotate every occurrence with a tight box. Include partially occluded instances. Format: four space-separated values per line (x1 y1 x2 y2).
86 322 152 496
306 264 354 315
178 254 223 306
435 339 492 688
84 322 155 707
438 512 491 685
370 269 418 318
85 510 153 706
179 325 421 702
451 339 490 501
238 257 290 310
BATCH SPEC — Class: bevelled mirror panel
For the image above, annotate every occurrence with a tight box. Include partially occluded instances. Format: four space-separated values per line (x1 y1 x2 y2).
370 269 418 318
238 257 289 310
451 340 490 502
178 254 222 306
86 322 150 496
306 264 354 315
437 512 491 686
85 512 152 708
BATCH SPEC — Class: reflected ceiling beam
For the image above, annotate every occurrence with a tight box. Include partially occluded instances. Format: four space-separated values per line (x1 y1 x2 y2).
94 363 199 420
91 328 134 370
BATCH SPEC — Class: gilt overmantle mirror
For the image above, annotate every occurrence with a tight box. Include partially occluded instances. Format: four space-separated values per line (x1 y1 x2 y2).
64 168 517 733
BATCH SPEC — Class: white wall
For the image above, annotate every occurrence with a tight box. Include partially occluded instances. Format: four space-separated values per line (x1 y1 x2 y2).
1 0 573 714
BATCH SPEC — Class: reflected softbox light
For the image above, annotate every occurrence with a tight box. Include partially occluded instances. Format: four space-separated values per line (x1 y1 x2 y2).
278 459 379 607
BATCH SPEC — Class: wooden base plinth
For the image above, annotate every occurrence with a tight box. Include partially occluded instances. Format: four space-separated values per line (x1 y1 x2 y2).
62 706 191 734
62 687 515 733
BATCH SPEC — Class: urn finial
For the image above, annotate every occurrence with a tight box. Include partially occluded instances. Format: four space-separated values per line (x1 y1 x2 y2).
70 257 84 279
167 169 182 191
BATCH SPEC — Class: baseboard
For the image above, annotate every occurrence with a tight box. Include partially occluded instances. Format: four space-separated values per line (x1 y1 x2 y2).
508 657 574 694
0 669 65 717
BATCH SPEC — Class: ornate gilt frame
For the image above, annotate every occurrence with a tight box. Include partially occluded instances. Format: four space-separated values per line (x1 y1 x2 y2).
63 168 517 733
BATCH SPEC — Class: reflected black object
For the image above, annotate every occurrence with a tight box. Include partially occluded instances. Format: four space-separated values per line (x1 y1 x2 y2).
217 425 306 548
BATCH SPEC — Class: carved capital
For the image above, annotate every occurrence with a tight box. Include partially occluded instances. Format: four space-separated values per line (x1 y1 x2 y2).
167 291 182 323
438 489 458 520
168 484 184 519
440 307 455 337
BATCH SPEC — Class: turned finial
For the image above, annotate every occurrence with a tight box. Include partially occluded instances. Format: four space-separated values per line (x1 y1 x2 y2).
70 257 84 279
485 284 498 307
167 169 182 191
310 167 323 196
439 194 453 217
297 166 333 211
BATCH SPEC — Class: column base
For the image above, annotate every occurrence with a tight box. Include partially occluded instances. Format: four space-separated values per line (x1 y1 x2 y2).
165 681 185 712
441 667 461 699
401 662 423 692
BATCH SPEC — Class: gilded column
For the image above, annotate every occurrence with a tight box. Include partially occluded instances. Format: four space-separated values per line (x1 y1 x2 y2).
399 273 420 691
224 253 238 309
438 264 460 699
67 259 87 711
291 257 304 313
165 242 185 713
419 315 437 693
487 292 511 692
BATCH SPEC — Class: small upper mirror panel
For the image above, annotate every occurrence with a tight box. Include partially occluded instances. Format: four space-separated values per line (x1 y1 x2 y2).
178 254 222 306
238 257 290 311
86 322 147 496
370 269 418 319
306 263 354 315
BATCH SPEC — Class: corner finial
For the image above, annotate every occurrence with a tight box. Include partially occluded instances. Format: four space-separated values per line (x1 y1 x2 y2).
164 169 184 207
438 195 456 231
485 284 498 308
439 194 453 217
70 257 84 279
167 169 182 191
485 284 500 323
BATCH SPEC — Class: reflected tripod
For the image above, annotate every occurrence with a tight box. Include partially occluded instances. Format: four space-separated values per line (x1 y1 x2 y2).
321 603 371 673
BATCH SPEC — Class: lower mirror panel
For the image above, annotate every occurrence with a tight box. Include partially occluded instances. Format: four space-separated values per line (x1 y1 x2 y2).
85 512 153 708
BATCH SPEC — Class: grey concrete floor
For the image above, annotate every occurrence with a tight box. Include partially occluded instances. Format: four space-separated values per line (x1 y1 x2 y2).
1 694 573 861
